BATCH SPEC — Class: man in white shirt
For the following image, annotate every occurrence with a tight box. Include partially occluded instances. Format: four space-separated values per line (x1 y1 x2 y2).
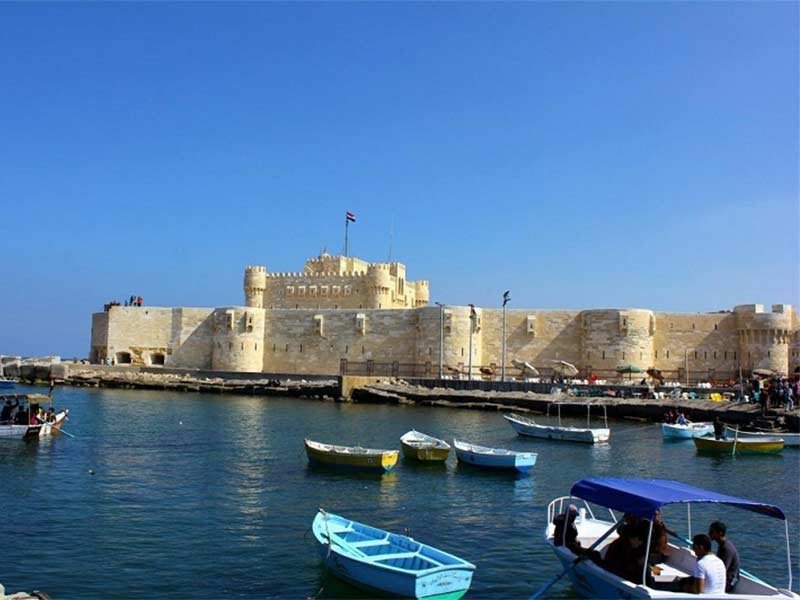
683 533 727 594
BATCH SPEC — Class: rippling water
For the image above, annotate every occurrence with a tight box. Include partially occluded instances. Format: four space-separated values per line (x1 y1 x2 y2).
0 385 798 599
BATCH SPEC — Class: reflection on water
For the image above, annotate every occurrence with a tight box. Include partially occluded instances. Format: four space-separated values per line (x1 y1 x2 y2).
0 385 797 599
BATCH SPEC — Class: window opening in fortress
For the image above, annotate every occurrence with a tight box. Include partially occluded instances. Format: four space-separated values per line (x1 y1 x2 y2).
116 352 131 364
300 344 303 353
666 350 670 358
255 343 258 351
362 346 365 354
272 344 276 352
285 344 289 352
345 345 349 354
655 350 658 358
715 324 718 330
602 351 605 359
150 353 165 366
229 343 233 351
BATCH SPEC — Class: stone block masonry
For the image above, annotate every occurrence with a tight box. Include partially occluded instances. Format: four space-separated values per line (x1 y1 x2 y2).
89 252 799 378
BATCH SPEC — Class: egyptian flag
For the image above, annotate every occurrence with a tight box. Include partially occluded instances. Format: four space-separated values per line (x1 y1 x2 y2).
346 211 356 223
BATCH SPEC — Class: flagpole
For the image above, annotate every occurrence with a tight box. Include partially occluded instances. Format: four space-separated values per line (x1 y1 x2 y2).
344 216 349 257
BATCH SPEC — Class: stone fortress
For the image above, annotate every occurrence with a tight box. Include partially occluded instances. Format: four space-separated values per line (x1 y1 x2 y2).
90 252 800 380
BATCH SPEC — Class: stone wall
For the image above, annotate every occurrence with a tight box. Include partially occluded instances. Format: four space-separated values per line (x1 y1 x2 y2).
90 302 799 378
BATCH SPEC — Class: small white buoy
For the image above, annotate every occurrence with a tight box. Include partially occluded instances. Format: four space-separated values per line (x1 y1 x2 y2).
88 469 95 475
179 421 183 425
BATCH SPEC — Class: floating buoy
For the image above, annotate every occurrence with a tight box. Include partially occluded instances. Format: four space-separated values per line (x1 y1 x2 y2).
88 469 95 475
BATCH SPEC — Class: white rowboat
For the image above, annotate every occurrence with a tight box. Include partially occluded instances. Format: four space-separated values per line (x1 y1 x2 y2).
505 413 610 444
453 439 537 473
661 421 713 439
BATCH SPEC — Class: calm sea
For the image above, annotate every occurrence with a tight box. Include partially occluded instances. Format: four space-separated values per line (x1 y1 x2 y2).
1 385 798 599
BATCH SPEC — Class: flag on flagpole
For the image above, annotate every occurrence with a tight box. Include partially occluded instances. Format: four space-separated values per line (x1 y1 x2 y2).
346 211 356 223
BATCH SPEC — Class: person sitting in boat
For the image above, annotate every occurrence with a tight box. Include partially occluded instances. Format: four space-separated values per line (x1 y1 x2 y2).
676 412 688 425
679 534 726 594
709 521 740 592
603 522 645 583
553 505 581 553
0 399 13 423
713 416 726 440
648 510 674 566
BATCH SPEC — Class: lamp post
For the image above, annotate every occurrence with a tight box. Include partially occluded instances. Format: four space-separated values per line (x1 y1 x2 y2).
435 302 445 380
468 304 476 381
501 290 510 382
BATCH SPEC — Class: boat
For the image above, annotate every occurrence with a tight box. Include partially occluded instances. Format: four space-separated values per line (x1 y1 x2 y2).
312 510 475 599
661 421 713 440
400 430 451 462
452 439 537 473
541 477 799 599
693 434 784 455
504 412 610 444
304 439 398 472
0 378 15 390
726 426 800 447
0 394 69 440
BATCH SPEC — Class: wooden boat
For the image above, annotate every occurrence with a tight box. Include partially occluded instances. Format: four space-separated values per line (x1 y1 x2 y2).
401 430 450 462
661 421 713 439
453 439 537 473
504 412 610 444
541 477 799 599
312 510 475 599
305 439 398 472
726 426 800 447
0 422 41 440
693 434 784 455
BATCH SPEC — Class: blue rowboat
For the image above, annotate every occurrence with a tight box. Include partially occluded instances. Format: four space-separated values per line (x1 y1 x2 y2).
312 510 476 599
538 478 798 599
453 439 537 473
0 379 15 390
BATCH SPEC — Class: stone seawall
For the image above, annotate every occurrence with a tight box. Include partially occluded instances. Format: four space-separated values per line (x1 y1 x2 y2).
351 383 800 431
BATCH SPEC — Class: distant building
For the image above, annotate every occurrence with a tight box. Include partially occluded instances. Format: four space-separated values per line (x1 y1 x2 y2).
90 252 799 379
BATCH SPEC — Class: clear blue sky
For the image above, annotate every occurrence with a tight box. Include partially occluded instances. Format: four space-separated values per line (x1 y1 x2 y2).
1 2 797 358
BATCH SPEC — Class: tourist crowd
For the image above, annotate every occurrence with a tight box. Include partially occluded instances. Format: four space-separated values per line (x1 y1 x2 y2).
103 295 145 311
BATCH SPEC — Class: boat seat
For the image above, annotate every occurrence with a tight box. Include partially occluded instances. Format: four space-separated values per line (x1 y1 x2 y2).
352 539 391 548
373 552 418 561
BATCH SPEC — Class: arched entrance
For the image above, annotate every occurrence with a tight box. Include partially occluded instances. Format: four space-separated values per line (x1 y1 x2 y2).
150 353 165 366
115 352 132 364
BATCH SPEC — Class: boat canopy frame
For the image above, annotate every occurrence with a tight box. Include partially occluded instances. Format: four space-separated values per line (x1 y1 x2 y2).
558 477 794 591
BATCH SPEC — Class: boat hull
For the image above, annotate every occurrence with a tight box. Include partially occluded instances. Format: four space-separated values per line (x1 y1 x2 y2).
38 409 69 437
305 440 398 471
662 422 713 439
726 427 800 447
402 441 450 462
454 445 537 472
313 512 475 599
505 414 609 444
0 424 41 440
693 435 784 455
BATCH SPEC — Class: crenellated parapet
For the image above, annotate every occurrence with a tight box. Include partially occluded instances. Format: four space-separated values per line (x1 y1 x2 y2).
211 307 265 372
735 304 795 374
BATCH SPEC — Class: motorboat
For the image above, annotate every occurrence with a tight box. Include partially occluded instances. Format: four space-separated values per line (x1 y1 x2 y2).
312 510 475 599
304 439 398 472
453 439 537 473
540 477 798 599
400 430 450 462
662 421 713 440
0 394 69 440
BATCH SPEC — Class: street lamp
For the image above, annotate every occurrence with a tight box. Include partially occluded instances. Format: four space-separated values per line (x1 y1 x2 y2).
468 304 476 381
501 290 510 382
435 302 445 380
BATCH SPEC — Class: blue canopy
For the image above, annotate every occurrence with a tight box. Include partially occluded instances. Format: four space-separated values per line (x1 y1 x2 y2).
570 478 786 521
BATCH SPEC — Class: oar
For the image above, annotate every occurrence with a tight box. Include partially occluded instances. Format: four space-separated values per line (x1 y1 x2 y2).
529 520 623 600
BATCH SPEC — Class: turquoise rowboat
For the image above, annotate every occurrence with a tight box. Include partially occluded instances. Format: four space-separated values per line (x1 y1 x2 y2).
312 510 476 599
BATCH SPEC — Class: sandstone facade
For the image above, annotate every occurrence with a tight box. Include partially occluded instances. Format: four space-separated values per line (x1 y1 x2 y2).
90 253 799 379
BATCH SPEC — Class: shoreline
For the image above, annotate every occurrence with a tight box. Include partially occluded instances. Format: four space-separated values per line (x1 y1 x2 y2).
7 362 797 431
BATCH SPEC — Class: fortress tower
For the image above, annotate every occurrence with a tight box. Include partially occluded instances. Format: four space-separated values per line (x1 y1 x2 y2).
734 304 794 374
211 307 265 372
243 252 429 310
580 309 656 371
244 266 267 308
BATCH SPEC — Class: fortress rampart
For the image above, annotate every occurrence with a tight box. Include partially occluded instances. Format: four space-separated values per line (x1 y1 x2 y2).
90 253 798 378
